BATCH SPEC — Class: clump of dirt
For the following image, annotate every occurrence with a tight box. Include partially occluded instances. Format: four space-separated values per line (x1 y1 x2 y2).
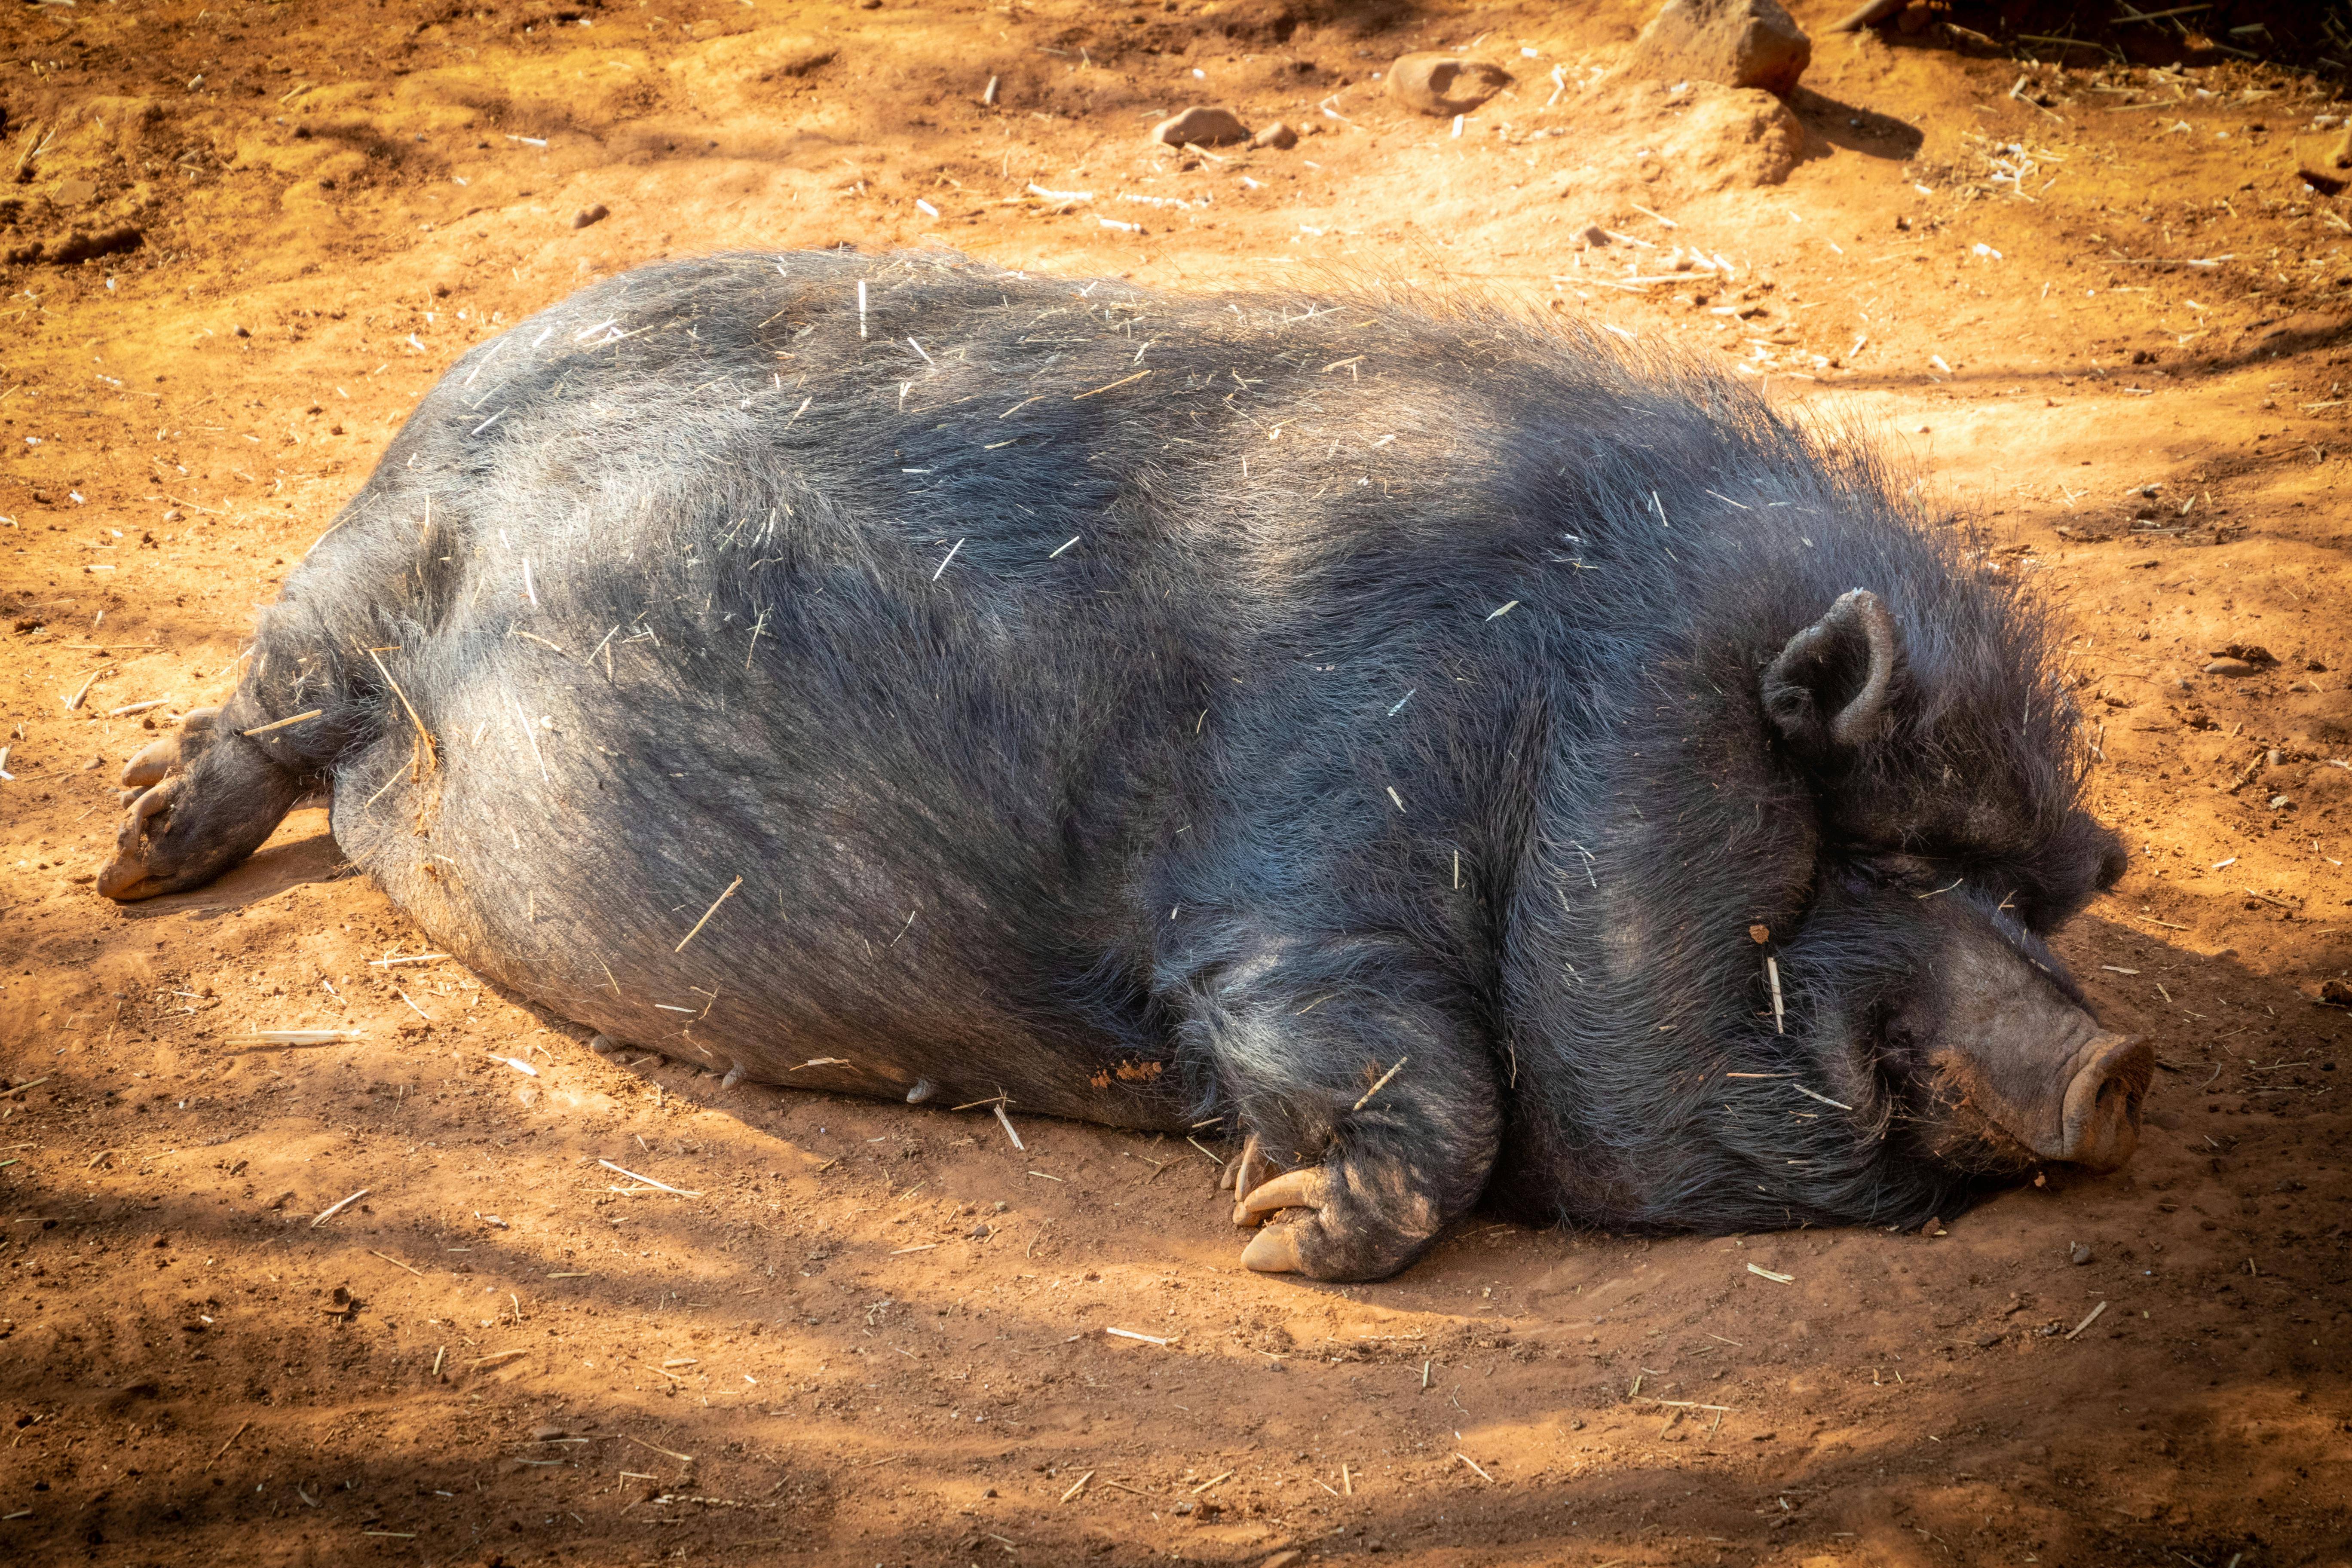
2 3 2348 1565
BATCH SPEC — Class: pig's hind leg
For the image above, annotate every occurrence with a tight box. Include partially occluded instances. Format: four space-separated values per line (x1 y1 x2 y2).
97 707 309 900
1188 976 1502 1281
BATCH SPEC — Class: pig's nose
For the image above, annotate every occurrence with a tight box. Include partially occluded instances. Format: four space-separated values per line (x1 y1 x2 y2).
2051 1030 2152 1171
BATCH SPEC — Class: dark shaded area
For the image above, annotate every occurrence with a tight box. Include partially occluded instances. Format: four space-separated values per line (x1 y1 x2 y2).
1867 0 2352 79
1785 86 1927 160
2 224 142 269
1 906 2346 1566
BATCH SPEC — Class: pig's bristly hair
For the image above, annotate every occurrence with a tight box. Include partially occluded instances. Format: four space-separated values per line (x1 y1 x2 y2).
229 248 2108 1258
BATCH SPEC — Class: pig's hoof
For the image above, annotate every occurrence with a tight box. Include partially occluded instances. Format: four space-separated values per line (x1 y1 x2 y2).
1219 1134 1279 1222
119 706 219 789
1235 1168 1332 1274
97 777 193 899
1233 1154 1454 1281
97 712 303 901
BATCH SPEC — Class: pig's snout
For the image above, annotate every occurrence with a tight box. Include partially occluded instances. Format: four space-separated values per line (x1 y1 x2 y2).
2048 1029 2152 1172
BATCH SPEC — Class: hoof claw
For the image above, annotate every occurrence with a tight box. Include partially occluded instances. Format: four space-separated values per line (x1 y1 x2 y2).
1220 1134 1280 1225
1240 1225 1303 1274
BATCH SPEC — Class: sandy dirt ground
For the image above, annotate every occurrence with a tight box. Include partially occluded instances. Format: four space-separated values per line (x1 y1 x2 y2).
3 2 2351 1564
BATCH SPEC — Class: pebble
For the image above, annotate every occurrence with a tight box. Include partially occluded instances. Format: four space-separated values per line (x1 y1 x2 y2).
2202 657 2259 677
2069 1242 2093 1265
1386 52 1511 117
1250 121 1298 150
1149 106 1251 148
573 203 610 230
1624 0 1812 97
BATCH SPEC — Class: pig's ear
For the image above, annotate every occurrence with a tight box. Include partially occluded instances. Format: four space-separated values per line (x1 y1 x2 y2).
1762 588 1905 755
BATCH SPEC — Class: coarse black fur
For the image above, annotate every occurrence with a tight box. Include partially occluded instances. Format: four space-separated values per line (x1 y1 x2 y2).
107 249 2134 1280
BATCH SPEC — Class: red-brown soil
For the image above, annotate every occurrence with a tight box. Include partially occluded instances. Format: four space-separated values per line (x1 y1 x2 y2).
3 3 2349 1565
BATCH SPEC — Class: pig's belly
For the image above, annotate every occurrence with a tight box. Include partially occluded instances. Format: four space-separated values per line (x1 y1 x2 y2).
325 699 1192 1131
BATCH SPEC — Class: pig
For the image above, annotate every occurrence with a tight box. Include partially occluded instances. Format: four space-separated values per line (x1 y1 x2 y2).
99 249 2151 1281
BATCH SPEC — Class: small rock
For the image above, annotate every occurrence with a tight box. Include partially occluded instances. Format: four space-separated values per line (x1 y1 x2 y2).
588 1032 618 1054
2069 1242 2093 1266
2321 979 2352 1009
1623 0 1812 98
1386 52 1512 117
51 177 99 206
233 323 251 338
1250 120 1298 150
1576 222 1611 246
2209 643 2275 666
2202 657 2258 677
573 203 609 230
2268 794 2292 812
1150 106 1251 148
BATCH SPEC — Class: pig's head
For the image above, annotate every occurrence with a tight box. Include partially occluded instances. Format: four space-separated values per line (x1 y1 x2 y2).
1760 587 2150 1185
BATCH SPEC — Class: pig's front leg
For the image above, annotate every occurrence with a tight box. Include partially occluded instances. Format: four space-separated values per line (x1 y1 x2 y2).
1186 974 1501 1281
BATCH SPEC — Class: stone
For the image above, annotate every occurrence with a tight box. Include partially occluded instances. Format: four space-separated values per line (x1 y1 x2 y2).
2202 658 2257 677
1149 106 1251 148
1250 120 1297 150
1650 84 1805 190
1386 52 1512 117
2069 1243 2093 1265
573 204 609 230
1623 0 1812 98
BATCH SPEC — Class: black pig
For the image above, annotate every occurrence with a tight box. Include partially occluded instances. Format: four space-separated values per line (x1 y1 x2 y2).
100 250 2150 1280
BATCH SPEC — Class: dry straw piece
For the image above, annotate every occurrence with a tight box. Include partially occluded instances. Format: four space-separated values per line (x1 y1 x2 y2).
311 1188 370 1227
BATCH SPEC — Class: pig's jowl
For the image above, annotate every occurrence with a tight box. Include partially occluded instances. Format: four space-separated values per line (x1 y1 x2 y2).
100 250 2151 1281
